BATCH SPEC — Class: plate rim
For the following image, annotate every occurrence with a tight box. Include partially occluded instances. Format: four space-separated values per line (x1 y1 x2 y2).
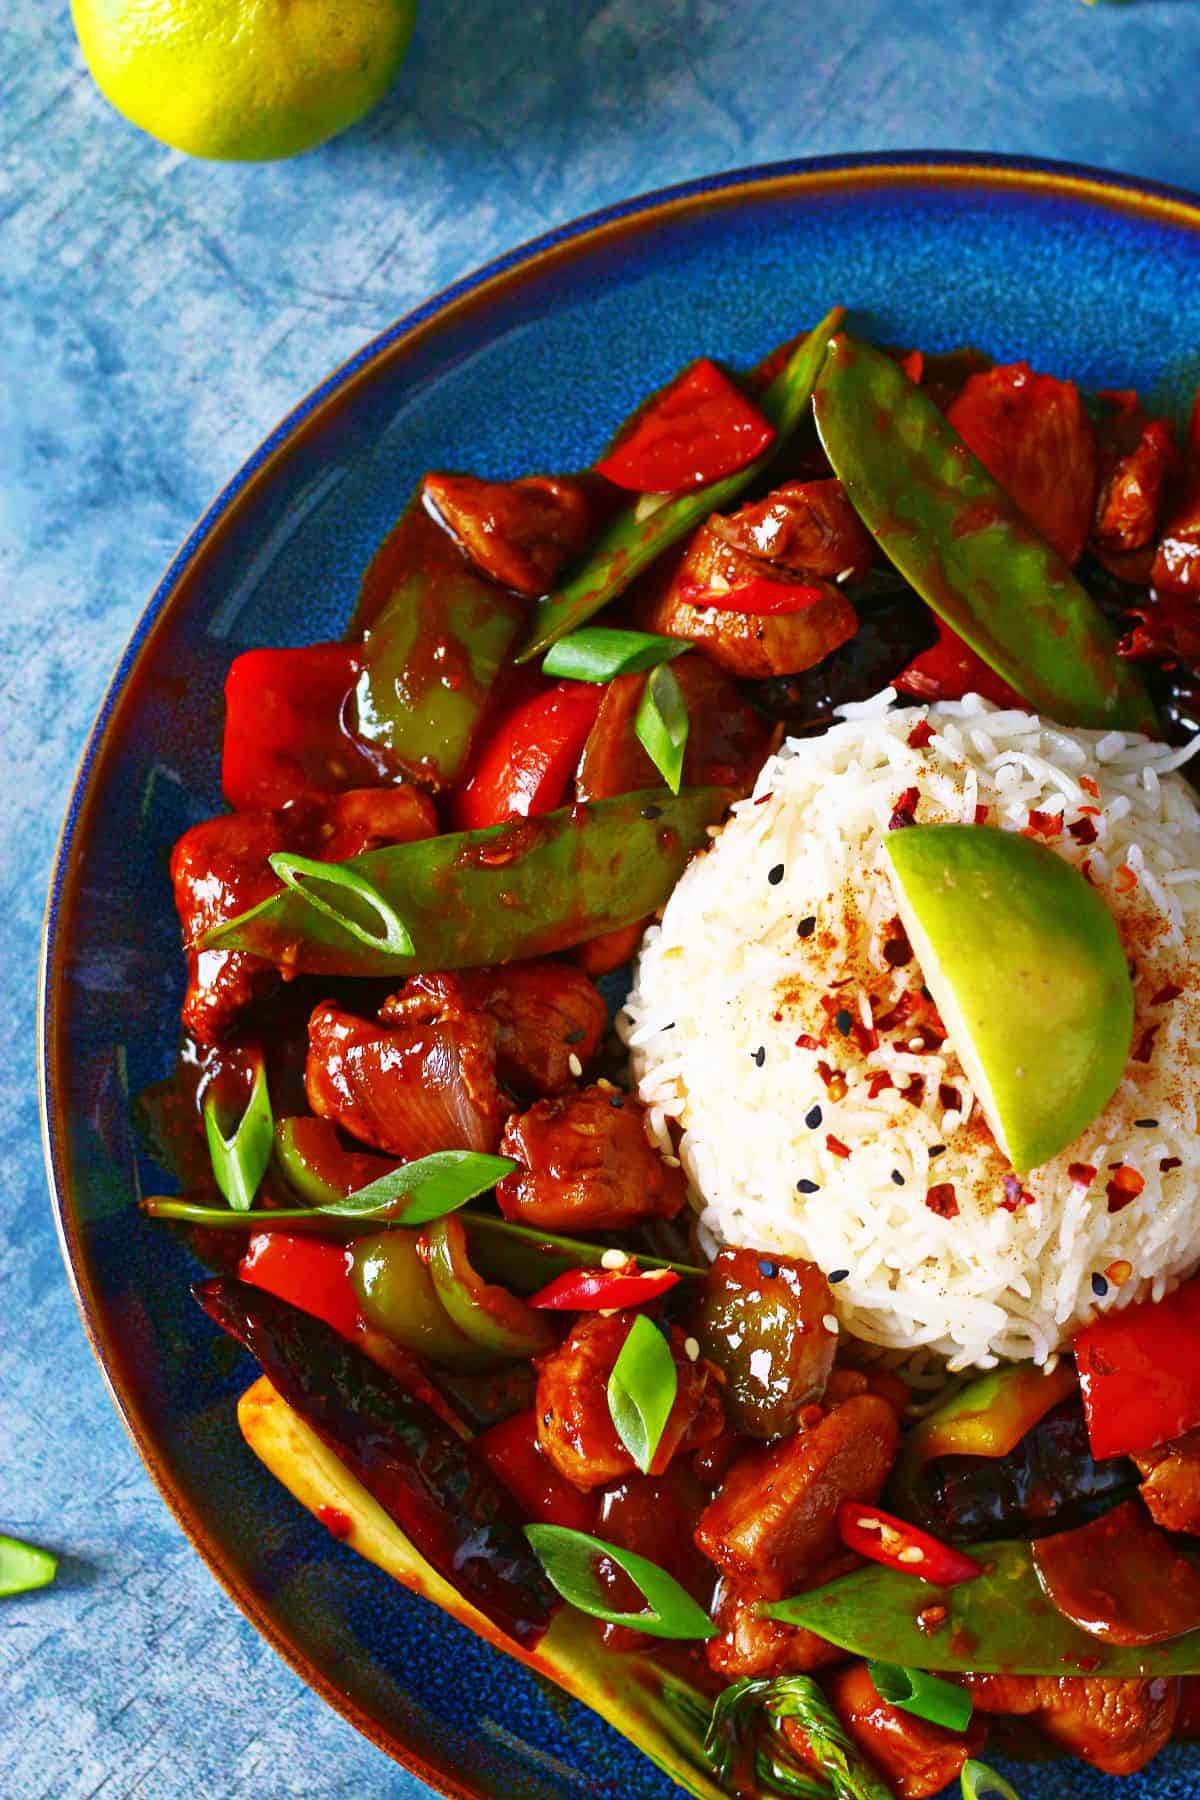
38 149 1200 1797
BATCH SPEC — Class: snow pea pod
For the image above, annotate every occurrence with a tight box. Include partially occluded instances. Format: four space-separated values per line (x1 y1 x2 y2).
200 785 728 977
764 1538 1200 1675
352 502 526 790
516 308 845 662
813 334 1157 732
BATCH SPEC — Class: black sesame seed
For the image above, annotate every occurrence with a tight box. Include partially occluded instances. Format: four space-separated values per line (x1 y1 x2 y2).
752 1046 766 1067
835 1009 853 1036
641 804 663 820
768 862 785 886
797 916 817 938
796 1178 820 1194
565 1027 586 1045
891 1170 905 1187
1092 1272 1109 1297
758 1258 778 1279
805 1104 823 1130
661 1021 676 1031
928 1144 946 1159
609 1094 625 1109
1135 1118 1159 1129
828 1269 850 1285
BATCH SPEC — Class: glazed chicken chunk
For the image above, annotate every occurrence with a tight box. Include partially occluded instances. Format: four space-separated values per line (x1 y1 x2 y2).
496 1085 686 1230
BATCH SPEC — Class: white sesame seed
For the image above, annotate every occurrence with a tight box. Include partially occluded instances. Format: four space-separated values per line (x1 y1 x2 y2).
907 1036 926 1052
596 1077 617 1092
567 1053 583 1077
598 1308 618 1318
683 1336 700 1362
822 1313 839 1334
600 1248 628 1270
662 1153 681 1168
1043 1353 1060 1375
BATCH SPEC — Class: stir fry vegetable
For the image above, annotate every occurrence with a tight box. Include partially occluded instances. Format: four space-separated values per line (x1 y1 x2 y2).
837 1503 981 1587
1075 1271 1200 1459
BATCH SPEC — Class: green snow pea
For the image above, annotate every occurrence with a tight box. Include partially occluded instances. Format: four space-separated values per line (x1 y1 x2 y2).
764 1539 1200 1675
813 333 1157 733
516 307 844 662
200 786 728 977
352 501 526 790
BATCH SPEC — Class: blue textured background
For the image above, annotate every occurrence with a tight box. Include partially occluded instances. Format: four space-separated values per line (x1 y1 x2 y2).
6 4 1200 1799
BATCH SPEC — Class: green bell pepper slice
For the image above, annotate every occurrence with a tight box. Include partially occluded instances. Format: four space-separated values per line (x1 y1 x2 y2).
764 1539 1200 1676
352 501 526 790
516 308 844 662
899 1360 1079 1476
275 1116 400 1208
813 333 1157 732
349 1229 498 1370
199 785 729 977
424 1214 557 1360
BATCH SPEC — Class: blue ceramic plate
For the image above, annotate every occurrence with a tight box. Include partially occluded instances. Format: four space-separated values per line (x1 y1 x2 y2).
40 155 1200 1800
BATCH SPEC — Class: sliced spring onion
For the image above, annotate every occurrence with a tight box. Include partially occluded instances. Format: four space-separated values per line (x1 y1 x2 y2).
144 1151 516 1230
542 627 691 683
607 1314 678 1474
634 662 689 795
203 1055 273 1212
524 1524 717 1641
867 1663 973 1733
708 1675 892 1800
961 1761 1023 1800
267 852 414 956
0 1533 58 1597
706 1678 833 1800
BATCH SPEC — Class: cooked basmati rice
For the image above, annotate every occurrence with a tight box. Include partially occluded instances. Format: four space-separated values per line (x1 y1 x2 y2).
622 693 1200 1369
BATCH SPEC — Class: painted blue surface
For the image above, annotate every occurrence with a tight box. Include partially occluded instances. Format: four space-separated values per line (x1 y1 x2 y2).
7 4 1200 1798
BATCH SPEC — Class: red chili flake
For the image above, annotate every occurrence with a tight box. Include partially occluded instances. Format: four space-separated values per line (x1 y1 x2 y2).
926 1182 959 1218
1081 858 1096 885
1068 816 1098 846
825 1134 852 1159
1132 1024 1160 1064
1068 1162 1098 1187
1080 776 1100 798
794 1033 820 1051
867 1071 894 1099
906 719 935 749
882 917 914 968
1026 809 1063 839
938 1082 962 1113
917 1603 949 1634
1152 982 1183 1006
1106 1259 1133 1288
852 1018 880 1056
316 1505 353 1540
754 792 773 806
1115 865 1138 893
999 1173 1034 1212
1078 804 1102 817
903 1075 927 1108
974 803 990 824
1161 1157 1183 1174
1106 1166 1146 1213
889 787 920 831
816 1060 848 1101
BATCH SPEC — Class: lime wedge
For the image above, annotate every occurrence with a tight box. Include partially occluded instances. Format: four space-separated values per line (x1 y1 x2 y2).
884 825 1134 1172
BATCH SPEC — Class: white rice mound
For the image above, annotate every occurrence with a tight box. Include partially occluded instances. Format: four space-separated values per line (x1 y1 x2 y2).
622 693 1200 1370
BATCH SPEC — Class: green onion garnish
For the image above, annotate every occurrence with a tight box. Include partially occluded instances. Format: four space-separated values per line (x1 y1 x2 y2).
542 626 690 683
867 1663 973 1733
147 1151 516 1228
708 1675 894 1800
524 1524 717 1640
203 1054 273 1212
0 1533 57 1597
634 662 689 795
607 1313 678 1474
267 852 414 956
961 1761 1023 1800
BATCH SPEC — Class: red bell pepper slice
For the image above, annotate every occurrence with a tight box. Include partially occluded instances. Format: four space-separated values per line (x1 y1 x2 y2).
1074 1273 1200 1460
474 1408 597 1532
239 1231 363 1343
837 1500 982 1586
527 1264 681 1310
680 576 830 617
222 644 377 810
895 615 1026 710
452 682 603 831
596 358 775 494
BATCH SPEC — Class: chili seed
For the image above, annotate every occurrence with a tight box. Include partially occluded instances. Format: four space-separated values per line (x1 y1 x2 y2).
796 1178 820 1194
805 1104 823 1130
768 863 785 886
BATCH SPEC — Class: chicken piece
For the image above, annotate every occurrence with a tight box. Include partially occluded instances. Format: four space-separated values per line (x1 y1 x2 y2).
1152 470 1200 599
823 1365 912 1423
171 810 288 1044
315 784 439 860
595 1467 715 1651
1092 409 1178 554
964 1674 1178 1777
718 479 874 585
781 1663 985 1800
947 362 1098 565
422 472 591 596
1135 1429 1200 1534
575 652 771 803
536 1313 723 1492
305 1000 508 1160
495 1086 686 1231
706 1573 843 1680
381 962 607 1098
640 522 857 679
694 1394 899 1598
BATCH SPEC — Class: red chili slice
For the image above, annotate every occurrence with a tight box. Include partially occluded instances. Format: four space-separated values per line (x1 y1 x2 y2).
528 1265 681 1310
596 359 775 494
683 576 830 617
838 1500 982 1586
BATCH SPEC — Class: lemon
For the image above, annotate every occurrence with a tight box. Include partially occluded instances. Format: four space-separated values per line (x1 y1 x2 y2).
884 824 1134 1172
71 0 418 162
